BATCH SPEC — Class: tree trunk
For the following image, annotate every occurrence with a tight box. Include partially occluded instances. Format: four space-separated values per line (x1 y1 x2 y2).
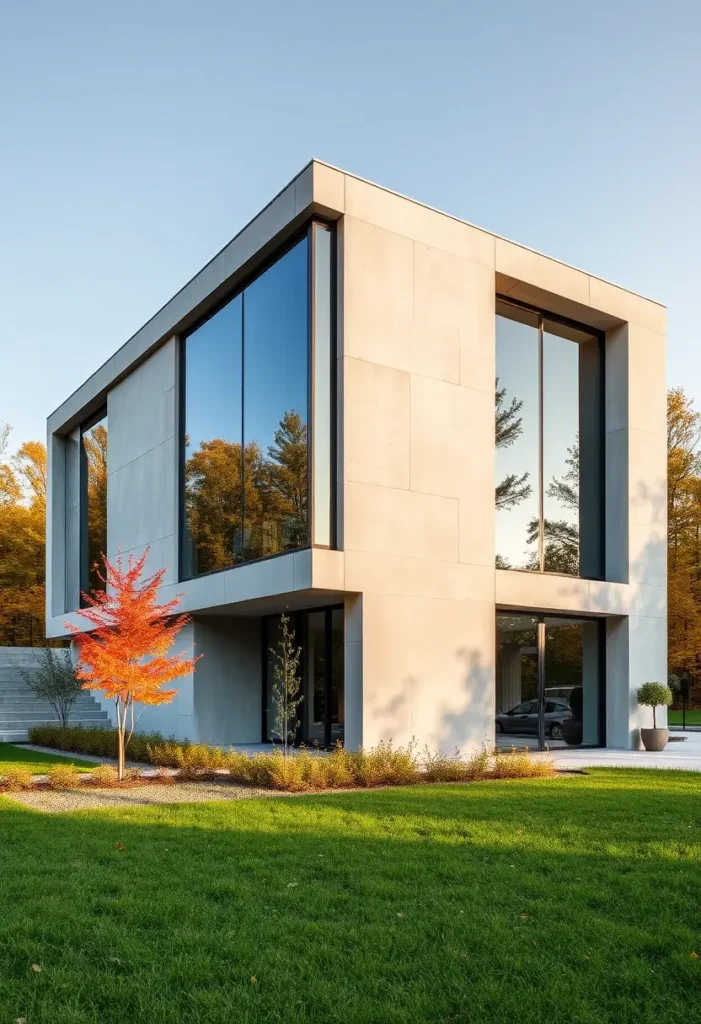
117 727 125 781
116 700 125 781
653 705 657 730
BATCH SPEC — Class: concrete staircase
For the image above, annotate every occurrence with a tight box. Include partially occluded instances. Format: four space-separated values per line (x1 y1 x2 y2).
0 648 110 742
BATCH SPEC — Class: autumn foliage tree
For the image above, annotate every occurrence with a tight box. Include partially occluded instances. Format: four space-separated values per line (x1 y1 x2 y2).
67 552 198 779
0 423 48 644
667 388 701 691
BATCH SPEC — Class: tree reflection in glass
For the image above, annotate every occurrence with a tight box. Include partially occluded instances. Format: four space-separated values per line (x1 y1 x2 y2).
182 237 309 577
243 237 308 561
494 307 539 569
494 301 602 579
82 415 108 594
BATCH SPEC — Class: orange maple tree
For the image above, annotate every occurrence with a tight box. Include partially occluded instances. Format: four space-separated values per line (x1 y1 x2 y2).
66 551 198 779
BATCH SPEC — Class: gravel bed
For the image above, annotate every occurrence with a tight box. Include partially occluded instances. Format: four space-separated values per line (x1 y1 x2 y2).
5 779 282 814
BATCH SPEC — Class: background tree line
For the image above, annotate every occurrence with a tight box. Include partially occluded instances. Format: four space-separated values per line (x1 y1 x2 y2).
667 387 701 695
0 423 47 645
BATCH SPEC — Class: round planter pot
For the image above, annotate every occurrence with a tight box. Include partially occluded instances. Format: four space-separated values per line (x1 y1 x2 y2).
641 728 669 752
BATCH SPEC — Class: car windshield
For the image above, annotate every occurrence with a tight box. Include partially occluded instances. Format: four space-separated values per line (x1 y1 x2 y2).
511 701 536 714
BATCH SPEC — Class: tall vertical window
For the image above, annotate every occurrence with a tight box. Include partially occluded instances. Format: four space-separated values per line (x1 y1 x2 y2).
311 223 334 548
182 297 243 576
243 237 309 561
181 225 335 579
263 605 344 747
495 299 604 578
80 410 108 597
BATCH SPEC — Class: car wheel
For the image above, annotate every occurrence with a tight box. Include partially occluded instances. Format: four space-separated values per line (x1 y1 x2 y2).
495 721 503 733
550 723 564 741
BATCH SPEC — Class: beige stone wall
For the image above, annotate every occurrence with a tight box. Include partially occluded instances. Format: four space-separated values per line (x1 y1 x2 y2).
339 177 497 753
332 165 667 754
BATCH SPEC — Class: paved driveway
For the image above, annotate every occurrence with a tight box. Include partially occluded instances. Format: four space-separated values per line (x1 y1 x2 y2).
548 729 701 771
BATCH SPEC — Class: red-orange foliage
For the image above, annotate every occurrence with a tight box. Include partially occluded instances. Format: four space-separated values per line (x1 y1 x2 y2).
66 552 198 776
67 551 196 702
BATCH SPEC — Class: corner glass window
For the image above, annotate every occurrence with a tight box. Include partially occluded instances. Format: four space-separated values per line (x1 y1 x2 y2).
80 410 108 598
495 299 604 578
181 227 334 579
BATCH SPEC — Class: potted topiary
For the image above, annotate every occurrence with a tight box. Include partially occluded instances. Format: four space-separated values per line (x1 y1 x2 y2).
636 681 673 751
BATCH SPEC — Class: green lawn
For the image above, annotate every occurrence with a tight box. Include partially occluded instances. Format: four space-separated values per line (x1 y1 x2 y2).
0 743 95 773
1 770 700 1023
669 708 701 725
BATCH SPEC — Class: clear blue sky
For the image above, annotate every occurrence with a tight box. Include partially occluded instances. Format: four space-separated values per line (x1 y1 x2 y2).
1 0 698 451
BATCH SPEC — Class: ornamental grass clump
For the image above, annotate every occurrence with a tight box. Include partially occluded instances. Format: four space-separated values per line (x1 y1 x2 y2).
223 749 254 782
266 751 309 792
146 739 184 768
48 763 81 790
174 744 226 778
323 744 356 788
350 742 421 787
2 766 34 791
423 747 472 783
491 748 555 779
90 764 119 787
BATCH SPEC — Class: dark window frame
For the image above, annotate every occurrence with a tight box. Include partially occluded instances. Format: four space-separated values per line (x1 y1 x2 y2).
178 220 337 582
79 406 108 603
495 295 606 581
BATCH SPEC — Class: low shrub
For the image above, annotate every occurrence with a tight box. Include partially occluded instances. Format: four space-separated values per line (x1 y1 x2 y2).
323 745 356 788
352 743 421 787
2 766 34 791
90 764 118 787
492 748 555 780
30 724 555 792
48 763 81 790
30 724 167 764
424 747 471 783
147 740 185 769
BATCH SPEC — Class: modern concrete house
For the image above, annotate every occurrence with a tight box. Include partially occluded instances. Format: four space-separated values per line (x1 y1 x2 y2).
45 160 667 754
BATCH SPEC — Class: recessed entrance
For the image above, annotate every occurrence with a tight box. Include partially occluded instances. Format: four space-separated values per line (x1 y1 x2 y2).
262 606 344 748
496 613 604 751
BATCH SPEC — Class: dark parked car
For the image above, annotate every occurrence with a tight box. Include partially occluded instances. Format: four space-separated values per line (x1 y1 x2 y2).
495 698 573 739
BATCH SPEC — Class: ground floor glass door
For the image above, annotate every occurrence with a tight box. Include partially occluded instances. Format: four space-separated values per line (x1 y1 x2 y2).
496 613 603 750
263 606 344 747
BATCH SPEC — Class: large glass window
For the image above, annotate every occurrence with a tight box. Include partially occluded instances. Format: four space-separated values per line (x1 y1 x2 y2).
80 410 108 598
243 238 309 561
495 300 604 578
182 296 243 577
496 612 603 750
181 227 334 579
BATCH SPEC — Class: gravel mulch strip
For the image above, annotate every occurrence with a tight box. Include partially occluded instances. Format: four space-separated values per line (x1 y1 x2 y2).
4 779 283 814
